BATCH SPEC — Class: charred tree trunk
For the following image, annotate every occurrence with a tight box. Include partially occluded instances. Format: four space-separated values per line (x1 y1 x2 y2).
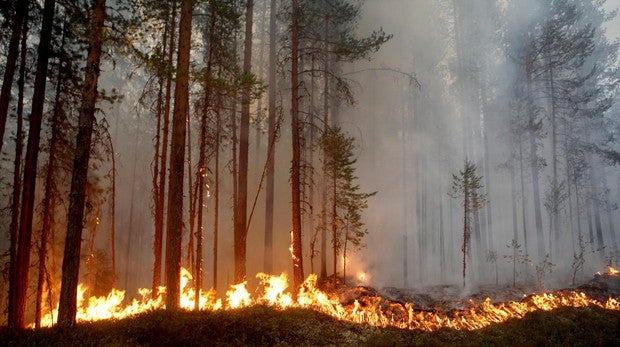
165 0 192 310
235 0 254 283
290 0 304 292
10 0 56 330
57 0 106 327
0 0 28 154
263 0 277 274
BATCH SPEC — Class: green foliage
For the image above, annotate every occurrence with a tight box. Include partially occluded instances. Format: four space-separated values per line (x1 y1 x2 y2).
535 254 556 291
504 239 530 287
571 233 586 286
320 127 376 253
449 159 486 287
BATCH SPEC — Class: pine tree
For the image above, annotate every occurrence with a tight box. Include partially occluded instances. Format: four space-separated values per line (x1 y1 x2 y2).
320 127 375 282
450 160 486 288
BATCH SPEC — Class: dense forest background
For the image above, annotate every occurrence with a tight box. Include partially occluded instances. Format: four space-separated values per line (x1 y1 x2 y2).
0 0 619 329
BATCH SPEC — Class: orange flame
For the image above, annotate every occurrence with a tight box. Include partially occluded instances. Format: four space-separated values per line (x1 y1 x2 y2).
33 268 620 331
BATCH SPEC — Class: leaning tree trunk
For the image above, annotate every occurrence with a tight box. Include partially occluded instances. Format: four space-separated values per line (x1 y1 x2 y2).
263 0 277 274
10 0 55 330
165 0 192 310
0 0 28 154
290 0 304 293
57 0 106 327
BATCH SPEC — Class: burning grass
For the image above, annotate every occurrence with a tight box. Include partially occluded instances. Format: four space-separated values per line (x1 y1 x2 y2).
1 304 619 346
2 267 619 345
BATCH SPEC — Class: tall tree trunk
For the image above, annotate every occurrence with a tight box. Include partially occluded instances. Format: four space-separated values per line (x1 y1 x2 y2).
0 0 28 154
290 0 304 293
195 6 217 308
213 99 221 292
108 131 116 286
519 140 529 257
525 41 545 260
10 0 55 330
37 13 65 327
510 157 519 243
401 103 408 287
124 136 138 290
462 189 469 288
165 0 192 310
8 5 28 329
235 0 254 283
547 54 560 259
186 111 195 272
263 0 277 274
57 0 106 327
153 3 177 294
332 168 337 277
319 15 330 280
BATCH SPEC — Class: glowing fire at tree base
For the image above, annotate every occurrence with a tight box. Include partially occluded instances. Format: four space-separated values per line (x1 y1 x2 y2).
34 267 620 332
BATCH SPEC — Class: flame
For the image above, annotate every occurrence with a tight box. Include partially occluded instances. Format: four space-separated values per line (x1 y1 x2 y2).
609 266 618 275
33 268 620 332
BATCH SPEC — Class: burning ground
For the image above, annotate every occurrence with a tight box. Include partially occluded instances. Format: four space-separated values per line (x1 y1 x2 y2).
1 268 619 345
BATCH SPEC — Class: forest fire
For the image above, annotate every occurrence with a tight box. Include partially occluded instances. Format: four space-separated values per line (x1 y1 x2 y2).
32 267 620 332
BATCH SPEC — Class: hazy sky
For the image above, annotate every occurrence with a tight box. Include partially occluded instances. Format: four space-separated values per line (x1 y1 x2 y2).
605 0 620 39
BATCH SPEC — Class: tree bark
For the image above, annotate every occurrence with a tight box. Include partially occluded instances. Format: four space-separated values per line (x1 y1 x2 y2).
235 0 254 283
319 15 330 280
10 0 55 330
153 2 177 294
290 0 304 293
37 13 65 327
165 0 192 310
57 0 106 327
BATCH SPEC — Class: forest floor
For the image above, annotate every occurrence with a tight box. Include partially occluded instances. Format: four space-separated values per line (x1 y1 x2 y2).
1 304 619 346
1 272 619 346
